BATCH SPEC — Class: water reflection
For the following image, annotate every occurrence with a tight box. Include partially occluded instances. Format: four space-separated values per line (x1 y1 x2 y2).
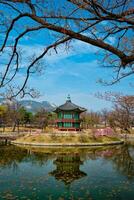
1 144 134 199
50 154 86 185
0 145 27 169
112 144 134 179
0 144 134 181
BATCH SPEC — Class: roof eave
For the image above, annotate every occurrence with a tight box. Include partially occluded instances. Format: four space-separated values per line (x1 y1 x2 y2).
53 108 87 113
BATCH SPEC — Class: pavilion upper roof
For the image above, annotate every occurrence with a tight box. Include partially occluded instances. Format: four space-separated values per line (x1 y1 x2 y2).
54 96 86 113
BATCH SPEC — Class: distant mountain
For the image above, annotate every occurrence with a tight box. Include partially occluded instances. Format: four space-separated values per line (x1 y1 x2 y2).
0 98 12 105
20 100 55 113
0 98 55 113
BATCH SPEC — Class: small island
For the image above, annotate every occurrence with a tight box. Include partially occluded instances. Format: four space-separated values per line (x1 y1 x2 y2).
12 96 123 147
12 131 123 146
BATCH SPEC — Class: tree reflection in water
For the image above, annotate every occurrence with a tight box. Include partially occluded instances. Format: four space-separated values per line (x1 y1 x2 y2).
0 144 134 181
112 144 134 179
0 145 27 170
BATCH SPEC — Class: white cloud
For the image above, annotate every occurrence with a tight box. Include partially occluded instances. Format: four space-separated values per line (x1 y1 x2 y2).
25 105 32 109
18 38 98 66
107 36 116 45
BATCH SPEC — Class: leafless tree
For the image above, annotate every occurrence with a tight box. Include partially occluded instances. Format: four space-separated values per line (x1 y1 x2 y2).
97 92 134 132
82 111 100 128
34 108 50 131
101 108 109 127
5 100 23 132
0 0 134 97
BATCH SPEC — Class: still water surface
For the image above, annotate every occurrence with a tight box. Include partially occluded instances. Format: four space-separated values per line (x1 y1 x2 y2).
0 144 134 200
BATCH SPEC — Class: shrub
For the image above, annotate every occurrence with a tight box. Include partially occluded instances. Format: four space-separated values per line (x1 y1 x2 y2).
78 135 88 143
94 128 115 137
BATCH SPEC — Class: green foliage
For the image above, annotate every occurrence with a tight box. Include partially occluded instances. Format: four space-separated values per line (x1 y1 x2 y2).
0 105 8 128
18 107 33 124
0 105 7 116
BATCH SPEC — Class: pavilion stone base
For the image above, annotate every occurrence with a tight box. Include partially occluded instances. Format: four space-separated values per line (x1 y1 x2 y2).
57 127 81 131
54 127 82 134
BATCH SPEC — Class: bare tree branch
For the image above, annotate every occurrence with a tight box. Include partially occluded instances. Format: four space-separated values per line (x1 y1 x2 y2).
0 0 133 98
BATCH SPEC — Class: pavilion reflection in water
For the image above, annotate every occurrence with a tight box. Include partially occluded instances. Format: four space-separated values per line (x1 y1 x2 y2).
50 154 87 185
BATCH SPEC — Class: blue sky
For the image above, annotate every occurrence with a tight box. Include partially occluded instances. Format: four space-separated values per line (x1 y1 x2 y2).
23 36 133 111
1 4 134 111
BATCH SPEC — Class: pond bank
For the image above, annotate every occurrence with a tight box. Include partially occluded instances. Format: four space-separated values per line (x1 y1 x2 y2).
11 140 124 147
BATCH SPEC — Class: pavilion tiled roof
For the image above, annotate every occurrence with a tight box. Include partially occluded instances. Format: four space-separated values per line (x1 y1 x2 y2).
54 98 86 113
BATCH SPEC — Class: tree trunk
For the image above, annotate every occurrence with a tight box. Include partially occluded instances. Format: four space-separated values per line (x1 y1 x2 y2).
12 123 16 132
3 125 5 132
17 121 20 133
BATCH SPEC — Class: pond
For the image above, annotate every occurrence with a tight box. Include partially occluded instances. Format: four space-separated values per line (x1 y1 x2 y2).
0 143 134 200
